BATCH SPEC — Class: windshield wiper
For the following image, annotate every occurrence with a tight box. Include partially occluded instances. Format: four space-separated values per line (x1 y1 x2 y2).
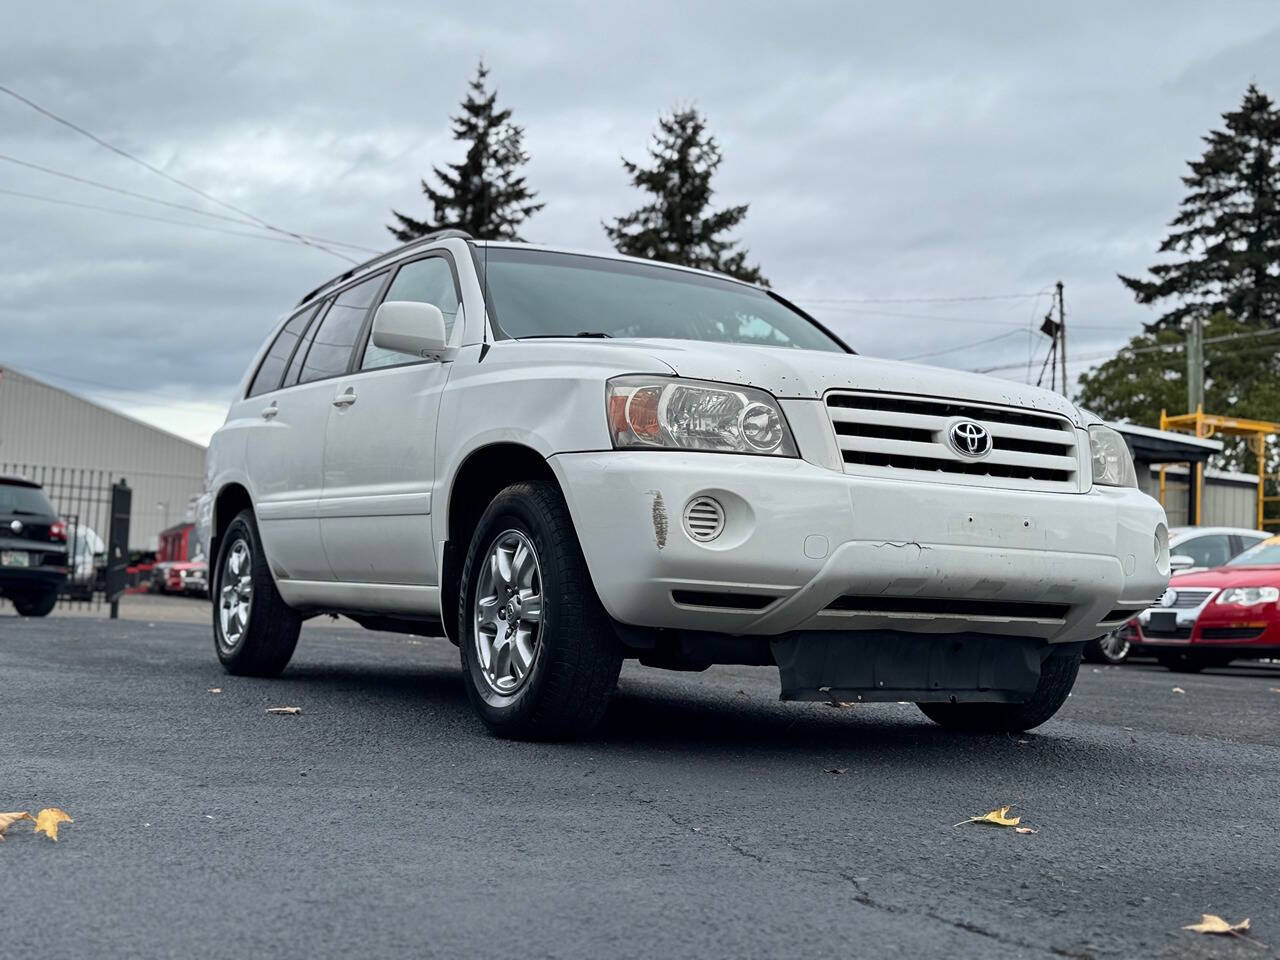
515 331 612 339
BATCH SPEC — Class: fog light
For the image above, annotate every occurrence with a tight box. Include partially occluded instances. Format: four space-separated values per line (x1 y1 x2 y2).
1154 523 1170 576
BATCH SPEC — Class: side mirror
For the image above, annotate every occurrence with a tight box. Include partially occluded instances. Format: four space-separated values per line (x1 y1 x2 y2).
371 301 454 362
1169 554 1196 572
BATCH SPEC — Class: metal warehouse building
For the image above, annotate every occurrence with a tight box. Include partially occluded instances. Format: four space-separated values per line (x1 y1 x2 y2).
0 365 205 551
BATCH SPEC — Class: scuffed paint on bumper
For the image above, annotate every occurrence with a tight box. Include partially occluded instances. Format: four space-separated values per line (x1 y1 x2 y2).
551 451 1169 644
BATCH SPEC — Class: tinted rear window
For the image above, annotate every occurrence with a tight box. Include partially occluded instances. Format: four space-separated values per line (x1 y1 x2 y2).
0 483 55 516
248 306 317 398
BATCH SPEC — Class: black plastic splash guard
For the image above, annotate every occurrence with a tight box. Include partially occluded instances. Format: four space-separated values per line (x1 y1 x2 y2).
770 631 1051 704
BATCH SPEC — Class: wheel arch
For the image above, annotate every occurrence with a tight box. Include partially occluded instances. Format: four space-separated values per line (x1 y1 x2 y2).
210 482 253 564
439 442 562 643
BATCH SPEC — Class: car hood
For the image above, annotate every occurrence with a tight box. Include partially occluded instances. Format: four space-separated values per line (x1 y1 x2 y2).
597 339 1084 424
1170 565 1280 588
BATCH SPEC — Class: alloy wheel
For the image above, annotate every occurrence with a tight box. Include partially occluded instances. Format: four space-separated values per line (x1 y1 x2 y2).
473 529 544 695
218 539 253 648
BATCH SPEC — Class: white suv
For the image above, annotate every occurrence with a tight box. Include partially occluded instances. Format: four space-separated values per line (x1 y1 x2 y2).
198 231 1170 739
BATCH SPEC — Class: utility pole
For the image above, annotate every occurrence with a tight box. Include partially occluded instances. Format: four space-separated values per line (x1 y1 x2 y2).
1056 280 1067 398
1185 314 1205 413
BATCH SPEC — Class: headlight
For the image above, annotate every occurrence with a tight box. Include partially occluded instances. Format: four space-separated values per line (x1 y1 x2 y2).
1088 425 1137 487
607 376 798 456
1216 586 1280 606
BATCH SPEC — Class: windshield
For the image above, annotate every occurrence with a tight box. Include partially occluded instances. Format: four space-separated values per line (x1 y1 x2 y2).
0 483 54 516
1227 536 1280 566
480 247 847 352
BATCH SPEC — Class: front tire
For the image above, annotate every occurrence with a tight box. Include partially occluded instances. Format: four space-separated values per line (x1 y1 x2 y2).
13 589 58 617
458 481 622 740
917 643 1082 732
212 510 300 677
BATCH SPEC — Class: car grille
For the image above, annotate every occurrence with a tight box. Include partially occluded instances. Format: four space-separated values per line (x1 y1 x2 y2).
825 391 1081 491
1200 626 1266 641
1163 588 1215 609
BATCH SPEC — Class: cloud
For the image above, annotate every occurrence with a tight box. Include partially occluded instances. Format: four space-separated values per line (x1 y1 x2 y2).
2 0 1278 444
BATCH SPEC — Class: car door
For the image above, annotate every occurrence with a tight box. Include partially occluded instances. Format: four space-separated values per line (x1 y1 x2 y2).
240 301 334 581
247 273 388 582
319 253 463 587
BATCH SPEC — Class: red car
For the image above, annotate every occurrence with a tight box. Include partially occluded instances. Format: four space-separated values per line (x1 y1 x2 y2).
1130 535 1280 672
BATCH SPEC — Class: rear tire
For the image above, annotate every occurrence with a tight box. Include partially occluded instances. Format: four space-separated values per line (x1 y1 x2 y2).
458 481 622 740
917 643 1082 732
1082 627 1131 665
13 589 58 617
212 510 300 677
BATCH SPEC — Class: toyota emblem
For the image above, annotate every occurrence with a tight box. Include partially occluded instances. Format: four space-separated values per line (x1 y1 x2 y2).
948 419 992 458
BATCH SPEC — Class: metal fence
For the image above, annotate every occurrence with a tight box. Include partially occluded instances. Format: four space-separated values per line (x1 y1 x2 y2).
1 462 122 612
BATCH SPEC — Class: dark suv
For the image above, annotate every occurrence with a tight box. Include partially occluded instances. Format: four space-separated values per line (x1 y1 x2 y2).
0 475 68 617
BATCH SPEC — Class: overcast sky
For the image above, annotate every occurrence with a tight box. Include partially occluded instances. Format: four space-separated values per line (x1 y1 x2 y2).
3 1 1278 445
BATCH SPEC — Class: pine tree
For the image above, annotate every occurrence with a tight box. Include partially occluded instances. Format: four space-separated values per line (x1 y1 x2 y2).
388 62 543 242
605 108 766 285
1119 84 1280 330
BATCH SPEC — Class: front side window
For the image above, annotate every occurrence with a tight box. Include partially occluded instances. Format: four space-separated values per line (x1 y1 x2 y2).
361 256 461 370
480 247 847 352
247 306 315 397
297 273 387 384
1178 534 1233 569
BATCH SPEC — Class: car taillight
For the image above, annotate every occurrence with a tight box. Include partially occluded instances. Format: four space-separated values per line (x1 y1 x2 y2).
50 520 66 542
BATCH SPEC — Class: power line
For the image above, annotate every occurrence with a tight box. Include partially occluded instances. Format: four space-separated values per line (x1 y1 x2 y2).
0 187 319 247
0 152 380 254
801 292 1047 305
893 329 1028 362
964 327 1280 375
810 303 1116 331
0 83 359 264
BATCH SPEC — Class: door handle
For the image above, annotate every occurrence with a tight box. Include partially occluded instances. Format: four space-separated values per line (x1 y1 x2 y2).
332 388 357 408
261 402 278 420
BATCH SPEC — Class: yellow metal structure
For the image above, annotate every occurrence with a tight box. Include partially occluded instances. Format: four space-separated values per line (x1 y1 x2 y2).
1159 406 1280 530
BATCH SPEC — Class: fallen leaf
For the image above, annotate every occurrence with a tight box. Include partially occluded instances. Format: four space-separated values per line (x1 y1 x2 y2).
0 811 33 840
1269 687 1280 694
1183 914 1250 935
824 767 849 775
1014 826 1038 834
956 805 1021 828
1172 687 1186 694
265 706 301 715
735 690 747 697
827 701 856 709
34 808 72 841
208 688 222 694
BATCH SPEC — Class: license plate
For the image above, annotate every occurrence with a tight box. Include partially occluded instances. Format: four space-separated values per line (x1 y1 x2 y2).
1 550 30 568
1148 611 1178 633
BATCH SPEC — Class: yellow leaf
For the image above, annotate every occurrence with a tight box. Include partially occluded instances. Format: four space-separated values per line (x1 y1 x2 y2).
0 811 33 840
959 805 1021 827
1183 914 1250 935
34 808 72 841
265 706 301 715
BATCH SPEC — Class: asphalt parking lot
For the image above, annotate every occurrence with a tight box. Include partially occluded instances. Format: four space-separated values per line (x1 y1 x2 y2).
3 606 1278 959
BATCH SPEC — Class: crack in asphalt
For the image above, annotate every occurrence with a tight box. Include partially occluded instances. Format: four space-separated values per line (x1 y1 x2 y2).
655 807 1094 960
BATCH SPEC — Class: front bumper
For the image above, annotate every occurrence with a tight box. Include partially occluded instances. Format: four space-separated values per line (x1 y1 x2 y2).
551 451 1168 643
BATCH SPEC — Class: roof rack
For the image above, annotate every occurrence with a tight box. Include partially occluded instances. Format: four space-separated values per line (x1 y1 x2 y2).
296 228 475 307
